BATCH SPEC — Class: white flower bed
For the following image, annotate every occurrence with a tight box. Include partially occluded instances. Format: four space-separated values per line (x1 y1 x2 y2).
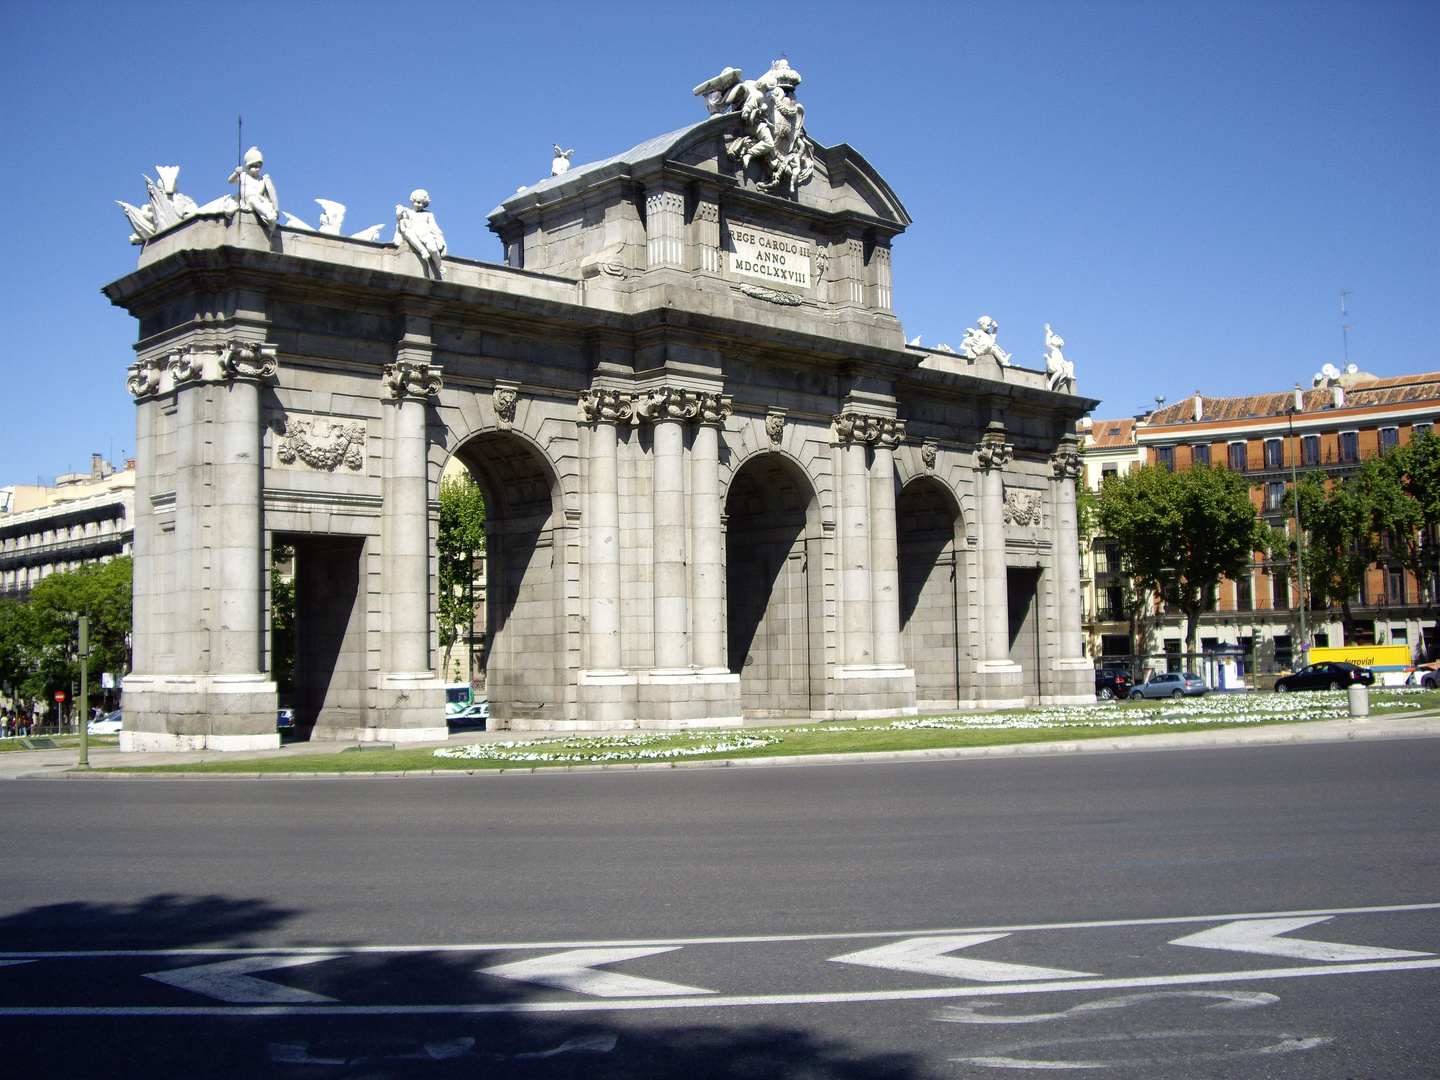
432 690 1424 764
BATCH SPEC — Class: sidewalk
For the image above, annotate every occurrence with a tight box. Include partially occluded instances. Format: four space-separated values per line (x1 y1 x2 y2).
6 711 1440 781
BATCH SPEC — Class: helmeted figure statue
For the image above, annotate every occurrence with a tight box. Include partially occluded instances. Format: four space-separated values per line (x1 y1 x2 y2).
694 59 815 196
395 189 447 279
224 147 279 233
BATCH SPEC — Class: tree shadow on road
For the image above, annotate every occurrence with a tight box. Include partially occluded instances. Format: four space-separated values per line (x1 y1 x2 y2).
0 892 931 1080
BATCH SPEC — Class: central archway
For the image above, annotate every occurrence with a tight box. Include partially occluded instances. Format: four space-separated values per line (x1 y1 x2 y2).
451 431 564 728
725 454 821 716
898 477 966 711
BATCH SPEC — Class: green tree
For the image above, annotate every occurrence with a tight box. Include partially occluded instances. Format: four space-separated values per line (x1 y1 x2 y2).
1098 464 1267 656
0 597 38 705
437 473 486 679
1375 430 1440 607
270 544 295 693
25 557 133 714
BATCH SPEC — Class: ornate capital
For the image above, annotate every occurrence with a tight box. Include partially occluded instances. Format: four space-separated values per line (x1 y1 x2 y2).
976 424 1013 472
167 345 204 386
578 388 634 425
1050 444 1081 480
222 341 278 382
384 359 443 399
493 384 519 430
876 417 906 449
833 411 902 447
636 385 701 424
695 392 732 426
126 358 164 398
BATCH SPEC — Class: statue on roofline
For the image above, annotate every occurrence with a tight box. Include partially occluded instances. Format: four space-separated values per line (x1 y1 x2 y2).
1044 324 1075 393
960 316 1011 367
395 189 447 280
223 146 279 233
693 58 815 196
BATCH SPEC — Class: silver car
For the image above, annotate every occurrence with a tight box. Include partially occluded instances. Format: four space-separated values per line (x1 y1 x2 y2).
1129 672 1208 700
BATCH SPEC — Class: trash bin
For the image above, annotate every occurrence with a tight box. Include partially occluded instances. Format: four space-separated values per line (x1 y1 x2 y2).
1347 683 1370 719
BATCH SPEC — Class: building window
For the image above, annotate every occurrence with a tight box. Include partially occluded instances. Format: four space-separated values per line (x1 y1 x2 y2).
1101 463 1118 481
1192 444 1210 466
1266 482 1286 510
1264 439 1283 468
1156 447 1174 472
1314 632 1329 648
1273 571 1290 610
1302 434 1320 465
1340 431 1359 462
1388 567 1405 604
1392 626 1409 645
1414 423 1432 439
1274 634 1293 670
1235 575 1252 612
1380 427 1399 454
1228 442 1247 470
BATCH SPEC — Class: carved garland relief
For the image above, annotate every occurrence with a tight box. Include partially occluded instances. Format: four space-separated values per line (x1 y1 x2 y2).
1003 489 1044 527
275 416 367 471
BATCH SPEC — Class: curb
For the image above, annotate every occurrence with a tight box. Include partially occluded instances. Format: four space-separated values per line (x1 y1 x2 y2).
17 715 1440 781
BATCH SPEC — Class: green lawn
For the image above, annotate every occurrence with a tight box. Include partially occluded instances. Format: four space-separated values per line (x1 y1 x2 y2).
0 735 120 752
97 690 1437 775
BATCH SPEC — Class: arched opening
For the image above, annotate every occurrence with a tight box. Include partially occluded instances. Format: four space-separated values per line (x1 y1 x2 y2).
898 478 965 711
452 432 563 728
725 455 819 716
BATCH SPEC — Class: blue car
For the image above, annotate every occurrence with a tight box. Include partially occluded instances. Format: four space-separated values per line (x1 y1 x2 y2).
1129 672 1208 700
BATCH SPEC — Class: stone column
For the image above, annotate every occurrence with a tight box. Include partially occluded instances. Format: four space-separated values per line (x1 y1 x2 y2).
1051 440 1084 660
690 393 732 671
124 357 166 676
646 387 694 671
578 389 632 673
869 418 905 667
835 412 874 668
214 343 276 676
977 422 1013 664
376 356 448 740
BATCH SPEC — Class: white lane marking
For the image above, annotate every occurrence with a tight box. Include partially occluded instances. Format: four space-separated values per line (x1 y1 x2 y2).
5 957 1437 1015
1 900 1434 958
952 1029 1333 1069
142 955 340 1003
934 990 1279 1024
1170 916 1432 962
830 935 1095 983
480 947 714 997
0 960 35 968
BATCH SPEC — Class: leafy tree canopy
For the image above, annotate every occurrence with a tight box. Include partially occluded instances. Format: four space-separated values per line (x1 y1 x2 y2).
437 473 487 676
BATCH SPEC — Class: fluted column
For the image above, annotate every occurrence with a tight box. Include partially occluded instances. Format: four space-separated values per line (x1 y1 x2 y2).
870 418 905 667
382 358 442 675
691 394 732 671
977 422 1014 663
1051 439 1084 660
579 389 632 672
835 411 875 667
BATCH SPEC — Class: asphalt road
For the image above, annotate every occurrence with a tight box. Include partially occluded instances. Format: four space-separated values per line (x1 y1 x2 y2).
0 738 1436 1078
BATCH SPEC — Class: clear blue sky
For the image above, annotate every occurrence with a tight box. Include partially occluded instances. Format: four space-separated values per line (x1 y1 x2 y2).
1 0 1435 484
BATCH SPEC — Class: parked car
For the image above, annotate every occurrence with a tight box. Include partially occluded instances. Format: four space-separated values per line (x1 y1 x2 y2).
450 700 489 728
1274 662 1373 693
1095 667 1134 700
1129 672 1208 700
276 707 296 733
1409 663 1439 689
87 710 122 735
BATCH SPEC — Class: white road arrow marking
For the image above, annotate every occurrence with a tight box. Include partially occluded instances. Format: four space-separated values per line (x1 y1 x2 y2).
1169 917 1432 963
829 935 1095 982
480 947 714 998
143 955 340 1003
0 960 35 969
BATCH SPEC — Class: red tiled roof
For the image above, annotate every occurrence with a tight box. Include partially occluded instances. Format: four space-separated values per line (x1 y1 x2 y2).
1146 372 1440 427
1080 417 1137 448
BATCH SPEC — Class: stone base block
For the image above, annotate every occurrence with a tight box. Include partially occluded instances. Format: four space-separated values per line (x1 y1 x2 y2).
971 660 1026 711
118 673 279 752
831 665 917 719
375 672 447 734
636 669 743 728
1043 658 1096 706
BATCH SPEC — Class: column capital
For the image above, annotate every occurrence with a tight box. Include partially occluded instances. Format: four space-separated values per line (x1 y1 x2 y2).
695 392 733 427
383 359 443 399
221 341 279 382
126 357 165 399
976 423 1013 472
578 388 634 425
833 411 904 447
1050 443 1081 480
634 384 724 424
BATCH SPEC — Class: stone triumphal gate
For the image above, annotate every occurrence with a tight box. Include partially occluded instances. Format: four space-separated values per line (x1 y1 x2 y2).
106 65 1095 750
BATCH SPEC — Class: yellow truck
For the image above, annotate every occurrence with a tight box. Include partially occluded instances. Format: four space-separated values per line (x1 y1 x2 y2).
1305 644 1413 685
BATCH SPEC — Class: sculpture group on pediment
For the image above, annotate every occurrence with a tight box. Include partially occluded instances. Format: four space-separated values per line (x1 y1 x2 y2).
960 316 1011 367
395 190 447 280
694 59 815 196
117 166 212 245
275 416 367 472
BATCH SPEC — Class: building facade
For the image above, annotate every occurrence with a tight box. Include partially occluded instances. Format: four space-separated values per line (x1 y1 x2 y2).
1076 417 1146 661
1128 370 1440 674
104 67 1094 751
0 456 135 598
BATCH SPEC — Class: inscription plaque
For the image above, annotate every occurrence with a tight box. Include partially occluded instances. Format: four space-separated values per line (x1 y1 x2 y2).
729 225 811 289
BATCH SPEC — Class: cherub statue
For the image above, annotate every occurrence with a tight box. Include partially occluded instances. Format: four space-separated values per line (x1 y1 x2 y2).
960 316 1011 366
693 58 814 195
395 189 447 279
1044 324 1074 392
551 145 574 177
224 147 279 233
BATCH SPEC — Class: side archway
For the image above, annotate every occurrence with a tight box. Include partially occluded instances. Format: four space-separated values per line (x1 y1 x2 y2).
897 477 967 711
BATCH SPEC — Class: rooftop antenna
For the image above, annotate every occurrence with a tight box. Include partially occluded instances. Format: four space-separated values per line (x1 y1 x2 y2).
1340 290 1354 369
237 115 243 171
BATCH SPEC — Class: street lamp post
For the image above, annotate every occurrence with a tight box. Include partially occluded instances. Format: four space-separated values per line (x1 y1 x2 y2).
1287 387 1308 659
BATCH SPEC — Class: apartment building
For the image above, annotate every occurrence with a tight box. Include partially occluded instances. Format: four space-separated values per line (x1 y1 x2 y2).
1076 417 1147 660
